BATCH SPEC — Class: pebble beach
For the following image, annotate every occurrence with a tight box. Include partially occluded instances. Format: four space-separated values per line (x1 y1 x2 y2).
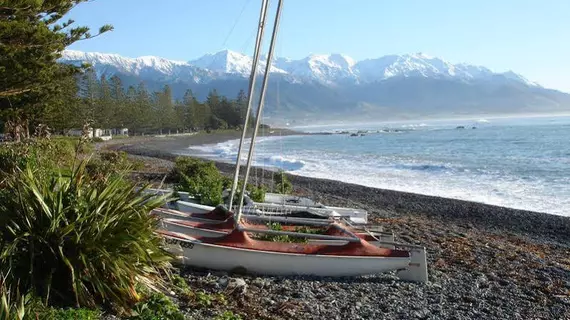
104 133 570 320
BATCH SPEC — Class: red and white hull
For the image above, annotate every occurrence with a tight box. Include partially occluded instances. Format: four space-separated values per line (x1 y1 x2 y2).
160 230 410 277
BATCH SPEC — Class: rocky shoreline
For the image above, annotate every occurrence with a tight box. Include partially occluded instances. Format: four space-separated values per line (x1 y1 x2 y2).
106 136 570 319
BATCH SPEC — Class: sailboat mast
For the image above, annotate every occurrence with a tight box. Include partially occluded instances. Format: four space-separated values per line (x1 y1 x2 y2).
228 0 270 208
235 0 284 225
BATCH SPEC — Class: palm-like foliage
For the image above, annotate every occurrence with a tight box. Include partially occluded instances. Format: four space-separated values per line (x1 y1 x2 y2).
0 275 28 320
0 162 172 310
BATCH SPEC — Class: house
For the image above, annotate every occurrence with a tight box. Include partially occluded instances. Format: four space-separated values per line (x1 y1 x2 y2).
67 127 113 141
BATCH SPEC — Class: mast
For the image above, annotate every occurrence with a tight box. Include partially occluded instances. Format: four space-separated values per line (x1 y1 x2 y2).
228 0 270 208
235 0 284 226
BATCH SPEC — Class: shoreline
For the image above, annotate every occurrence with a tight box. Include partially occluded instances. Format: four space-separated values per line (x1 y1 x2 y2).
107 132 570 242
103 133 570 319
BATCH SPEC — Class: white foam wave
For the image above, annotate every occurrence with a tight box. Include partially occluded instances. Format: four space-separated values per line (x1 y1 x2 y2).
260 155 305 171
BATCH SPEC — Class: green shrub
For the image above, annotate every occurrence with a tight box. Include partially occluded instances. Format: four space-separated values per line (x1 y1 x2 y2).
0 161 172 310
0 139 76 178
273 170 292 194
225 180 266 206
128 293 184 320
195 291 212 308
248 184 266 202
255 223 308 243
85 151 137 182
170 275 194 303
175 157 225 206
38 308 101 320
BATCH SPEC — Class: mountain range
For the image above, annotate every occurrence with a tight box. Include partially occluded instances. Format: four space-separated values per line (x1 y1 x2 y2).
60 50 570 123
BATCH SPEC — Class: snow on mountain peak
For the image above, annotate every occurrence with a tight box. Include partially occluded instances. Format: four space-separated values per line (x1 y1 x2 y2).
59 49 538 88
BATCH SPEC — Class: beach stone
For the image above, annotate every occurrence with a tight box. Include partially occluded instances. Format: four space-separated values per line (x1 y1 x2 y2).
226 277 248 294
117 144 570 320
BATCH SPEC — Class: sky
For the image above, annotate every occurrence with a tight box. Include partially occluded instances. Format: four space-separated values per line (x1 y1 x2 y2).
64 0 570 92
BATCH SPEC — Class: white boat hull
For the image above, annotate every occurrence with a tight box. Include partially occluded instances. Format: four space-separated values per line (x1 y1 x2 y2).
176 201 215 214
162 233 410 277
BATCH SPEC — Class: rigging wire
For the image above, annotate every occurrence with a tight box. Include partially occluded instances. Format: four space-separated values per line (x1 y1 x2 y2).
236 0 285 224
228 0 271 208
204 0 253 71
222 0 253 47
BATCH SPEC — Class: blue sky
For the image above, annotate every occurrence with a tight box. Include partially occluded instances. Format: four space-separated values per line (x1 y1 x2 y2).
65 0 570 91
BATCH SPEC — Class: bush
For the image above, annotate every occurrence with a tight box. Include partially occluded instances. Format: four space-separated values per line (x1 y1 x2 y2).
248 184 266 202
85 151 141 181
174 157 225 206
38 308 101 320
273 170 292 194
256 223 307 243
128 293 183 320
0 161 172 310
0 139 76 178
226 181 266 206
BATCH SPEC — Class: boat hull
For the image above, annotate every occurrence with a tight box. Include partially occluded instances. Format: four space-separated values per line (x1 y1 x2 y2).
162 233 410 277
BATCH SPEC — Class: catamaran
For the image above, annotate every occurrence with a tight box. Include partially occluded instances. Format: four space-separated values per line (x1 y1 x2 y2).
155 0 428 282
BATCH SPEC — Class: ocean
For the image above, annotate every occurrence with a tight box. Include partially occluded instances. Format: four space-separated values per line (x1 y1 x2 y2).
183 115 570 216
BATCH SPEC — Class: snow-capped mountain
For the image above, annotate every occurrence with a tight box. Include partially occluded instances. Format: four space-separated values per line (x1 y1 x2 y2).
59 50 539 87
273 54 359 84
354 53 497 83
59 50 570 121
62 50 214 83
189 49 286 76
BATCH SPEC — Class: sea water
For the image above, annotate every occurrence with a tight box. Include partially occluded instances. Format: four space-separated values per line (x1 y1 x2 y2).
182 116 570 216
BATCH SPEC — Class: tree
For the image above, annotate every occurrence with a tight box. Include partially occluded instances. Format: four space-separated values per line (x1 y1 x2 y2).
182 89 198 130
96 75 113 128
133 82 153 134
0 0 112 140
236 89 248 126
109 75 126 128
77 69 100 126
155 85 176 133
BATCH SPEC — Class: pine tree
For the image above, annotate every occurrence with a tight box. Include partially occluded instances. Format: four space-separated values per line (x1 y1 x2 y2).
97 75 113 128
182 89 198 130
109 75 126 129
78 69 100 126
156 85 176 134
0 0 112 140
134 82 153 134
236 89 248 127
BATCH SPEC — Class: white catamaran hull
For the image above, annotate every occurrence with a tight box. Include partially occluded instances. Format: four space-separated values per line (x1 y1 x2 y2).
162 234 410 277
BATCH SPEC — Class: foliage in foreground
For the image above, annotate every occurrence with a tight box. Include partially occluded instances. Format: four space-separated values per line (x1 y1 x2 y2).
0 278 28 320
38 307 101 320
0 139 77 179
128 292 184 320
0 162 172 311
